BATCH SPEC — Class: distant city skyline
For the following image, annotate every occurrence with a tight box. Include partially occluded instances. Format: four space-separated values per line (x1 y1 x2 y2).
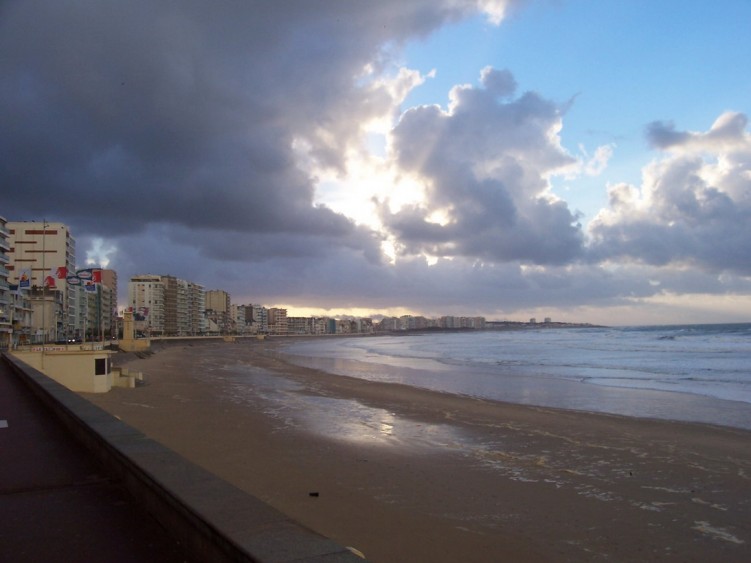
3 1 751 326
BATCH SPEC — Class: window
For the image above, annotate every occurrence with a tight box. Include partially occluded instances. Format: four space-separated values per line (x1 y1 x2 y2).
94 358 107 375
25 229 58 235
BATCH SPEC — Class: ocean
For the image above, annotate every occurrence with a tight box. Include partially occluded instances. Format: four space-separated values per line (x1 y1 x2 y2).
279 323 751 430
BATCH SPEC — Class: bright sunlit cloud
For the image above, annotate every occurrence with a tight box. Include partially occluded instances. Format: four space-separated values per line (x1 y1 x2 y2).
85 238 117 268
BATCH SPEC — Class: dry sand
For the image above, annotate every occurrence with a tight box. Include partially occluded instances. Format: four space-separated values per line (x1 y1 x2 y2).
85 339 751 562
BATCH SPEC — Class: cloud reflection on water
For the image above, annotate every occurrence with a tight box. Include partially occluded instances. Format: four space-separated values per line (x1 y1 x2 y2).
212 363 465 450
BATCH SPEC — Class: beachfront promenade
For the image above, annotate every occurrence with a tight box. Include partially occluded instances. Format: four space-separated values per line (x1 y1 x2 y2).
0 353 365 562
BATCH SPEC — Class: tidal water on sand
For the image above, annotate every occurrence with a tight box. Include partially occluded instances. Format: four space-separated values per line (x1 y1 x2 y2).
207 359 469 449
280 323 751 430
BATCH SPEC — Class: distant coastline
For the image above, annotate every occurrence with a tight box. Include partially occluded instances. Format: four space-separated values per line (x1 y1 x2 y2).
350 320 605 336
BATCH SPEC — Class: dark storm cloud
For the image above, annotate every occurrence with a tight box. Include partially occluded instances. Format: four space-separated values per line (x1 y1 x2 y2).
0 0 496 241
381 68 584 265
589 112 751 275
165 223 384 264
209 250 748 316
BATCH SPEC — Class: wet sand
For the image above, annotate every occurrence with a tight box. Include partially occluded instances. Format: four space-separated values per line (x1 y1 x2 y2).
85 339 751 562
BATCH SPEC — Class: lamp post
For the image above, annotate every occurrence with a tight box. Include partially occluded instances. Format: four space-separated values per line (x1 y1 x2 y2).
41 220 47 344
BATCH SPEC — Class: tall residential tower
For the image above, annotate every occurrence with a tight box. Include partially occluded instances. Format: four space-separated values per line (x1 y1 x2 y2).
7 221 77 341
0 216 11 348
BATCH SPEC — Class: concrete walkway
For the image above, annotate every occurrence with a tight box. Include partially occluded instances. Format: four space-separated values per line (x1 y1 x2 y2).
0 357 194 561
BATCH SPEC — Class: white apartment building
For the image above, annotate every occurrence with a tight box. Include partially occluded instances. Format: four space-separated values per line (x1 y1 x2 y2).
310 317 329 335
128 274 165 335
74 269 117 340
187 281 206 335
128 274 205 336
287 317 310 335
7 221 77 340
376 317 401 331
174 278 190 335
81 282 116 340
0 216 12 348
231 304 254 334
171 278 206 335
355 318 375 333
251 305 268 334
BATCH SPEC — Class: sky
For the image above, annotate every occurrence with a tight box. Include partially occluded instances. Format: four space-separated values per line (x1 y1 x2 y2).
2 0 751 326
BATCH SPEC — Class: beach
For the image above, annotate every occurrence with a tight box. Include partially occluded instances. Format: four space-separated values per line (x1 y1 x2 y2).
85 339 751 562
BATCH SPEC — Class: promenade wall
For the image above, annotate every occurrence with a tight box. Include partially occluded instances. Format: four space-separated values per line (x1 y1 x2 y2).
2 352 364 562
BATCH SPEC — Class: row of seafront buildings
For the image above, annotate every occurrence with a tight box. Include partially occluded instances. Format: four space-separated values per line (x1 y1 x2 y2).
1 218 487 347
129 273 486 336
129 276 376 336
0 218 118 348
128 273 486 337
128 275 378 337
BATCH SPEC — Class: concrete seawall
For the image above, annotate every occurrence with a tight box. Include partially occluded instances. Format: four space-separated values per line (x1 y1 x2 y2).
3 353 365 562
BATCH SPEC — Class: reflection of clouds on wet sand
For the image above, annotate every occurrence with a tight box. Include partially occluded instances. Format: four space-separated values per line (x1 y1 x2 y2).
286 395 465 449
207 361 466 450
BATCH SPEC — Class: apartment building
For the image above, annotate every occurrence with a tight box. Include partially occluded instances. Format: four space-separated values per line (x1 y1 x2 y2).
163 276 187 336
286 316 307 335
268 307 287 335
0 216 11 348
310 317 329 334
472 317 487 330
7 221 77 341
205 290 230 313
187 281 206 335
375 317 401 331
355 317 374 333
251 304 268 334
73 269 117 340
100 269 118 336
230 304 255 335
80 281 115 340
172 278 207 335
128 274 165 335
399 315 435 330
128 274 205 336
438 316 487 329
205 290 231 333
287 316 328 335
